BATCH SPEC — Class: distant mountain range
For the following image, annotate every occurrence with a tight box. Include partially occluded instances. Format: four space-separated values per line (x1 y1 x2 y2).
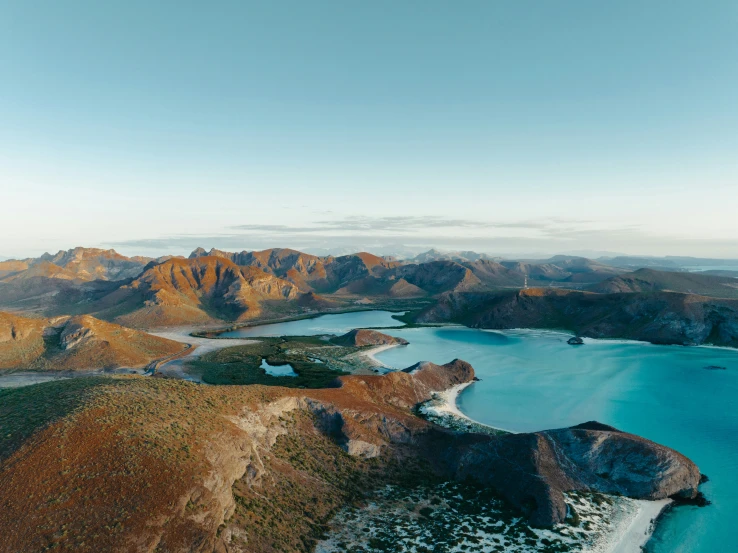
0 247 168 282
1 246 737 334
0 247 631 327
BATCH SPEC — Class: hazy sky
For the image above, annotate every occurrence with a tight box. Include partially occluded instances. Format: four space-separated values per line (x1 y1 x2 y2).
1 1 737 259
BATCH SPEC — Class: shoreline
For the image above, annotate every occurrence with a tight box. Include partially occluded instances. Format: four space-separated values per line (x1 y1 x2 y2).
426 379 674 553
491 327 738 352
421 381 512 434
358 343 402 369
148 327 259 381
192 306 418 338
606 498 672 553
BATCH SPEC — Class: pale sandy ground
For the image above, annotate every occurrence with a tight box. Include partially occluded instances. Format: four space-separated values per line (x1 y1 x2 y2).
606 499 672 553
0 327 257 388
149 327 258 381
428 381 477 420
357 343 402 370
0 372 72 388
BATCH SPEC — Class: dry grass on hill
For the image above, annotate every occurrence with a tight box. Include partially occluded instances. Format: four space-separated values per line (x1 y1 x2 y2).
0 312 186 371
0 377 441 553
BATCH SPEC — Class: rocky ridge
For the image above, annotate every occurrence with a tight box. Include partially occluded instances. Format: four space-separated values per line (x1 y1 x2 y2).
418 287 738 347
0 311 185 371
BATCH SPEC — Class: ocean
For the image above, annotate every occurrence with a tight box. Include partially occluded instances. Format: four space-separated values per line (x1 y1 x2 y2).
230 310 738 553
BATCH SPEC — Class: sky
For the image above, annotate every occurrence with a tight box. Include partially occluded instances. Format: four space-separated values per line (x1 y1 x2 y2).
1 0 737 259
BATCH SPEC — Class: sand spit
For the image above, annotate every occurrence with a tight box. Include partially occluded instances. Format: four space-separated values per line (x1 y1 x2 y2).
149 327 258 381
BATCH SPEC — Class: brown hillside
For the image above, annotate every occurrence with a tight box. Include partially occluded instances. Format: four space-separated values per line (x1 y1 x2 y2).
111 256 300 328
0 311 185 371
590 268 738 299
418 288 738 347
0 312 47 369
0 260 30 279
0 261 79 282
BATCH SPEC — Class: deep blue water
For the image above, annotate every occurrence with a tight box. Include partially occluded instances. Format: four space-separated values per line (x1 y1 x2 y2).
239 311 738 553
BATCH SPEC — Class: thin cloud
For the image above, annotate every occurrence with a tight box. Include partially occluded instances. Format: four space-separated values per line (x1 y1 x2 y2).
230 216 595 235
105 217 738 259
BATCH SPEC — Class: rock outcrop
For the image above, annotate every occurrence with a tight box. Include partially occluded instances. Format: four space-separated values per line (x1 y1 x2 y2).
331 329 409 347
454 421 701 526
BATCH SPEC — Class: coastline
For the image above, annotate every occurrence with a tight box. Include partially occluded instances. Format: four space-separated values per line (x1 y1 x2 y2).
494 327 738 352
602 499 672 553
194 305 417 338
359 343 402 369
425 378 674 553
420 381 512 434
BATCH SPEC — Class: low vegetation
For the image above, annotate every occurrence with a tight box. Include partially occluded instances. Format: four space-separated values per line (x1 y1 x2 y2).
186 336 361 387
227 409 444 553
318 485 629 553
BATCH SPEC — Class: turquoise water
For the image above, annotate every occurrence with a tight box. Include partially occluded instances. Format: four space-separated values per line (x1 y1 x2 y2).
238 311 738 553
259 358 298 377
219 310 404 338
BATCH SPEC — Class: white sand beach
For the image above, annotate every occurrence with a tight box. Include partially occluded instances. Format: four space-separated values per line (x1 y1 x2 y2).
604 498 672 553
357 343 403 369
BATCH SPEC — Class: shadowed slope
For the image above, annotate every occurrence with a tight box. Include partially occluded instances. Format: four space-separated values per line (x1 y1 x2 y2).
591 268 738 299
417 288 738 347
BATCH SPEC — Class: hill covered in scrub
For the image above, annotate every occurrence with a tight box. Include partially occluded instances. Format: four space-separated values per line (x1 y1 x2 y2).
331 329 409 347
0 311 185 371
0 360 702 552
416 288 738 347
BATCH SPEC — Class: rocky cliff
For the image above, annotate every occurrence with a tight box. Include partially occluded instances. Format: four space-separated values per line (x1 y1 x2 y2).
454 421 701 526
418 288 738 347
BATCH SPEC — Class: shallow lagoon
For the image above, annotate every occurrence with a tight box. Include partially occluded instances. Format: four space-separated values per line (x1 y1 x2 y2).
219 310 404 338
231 310 738 553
